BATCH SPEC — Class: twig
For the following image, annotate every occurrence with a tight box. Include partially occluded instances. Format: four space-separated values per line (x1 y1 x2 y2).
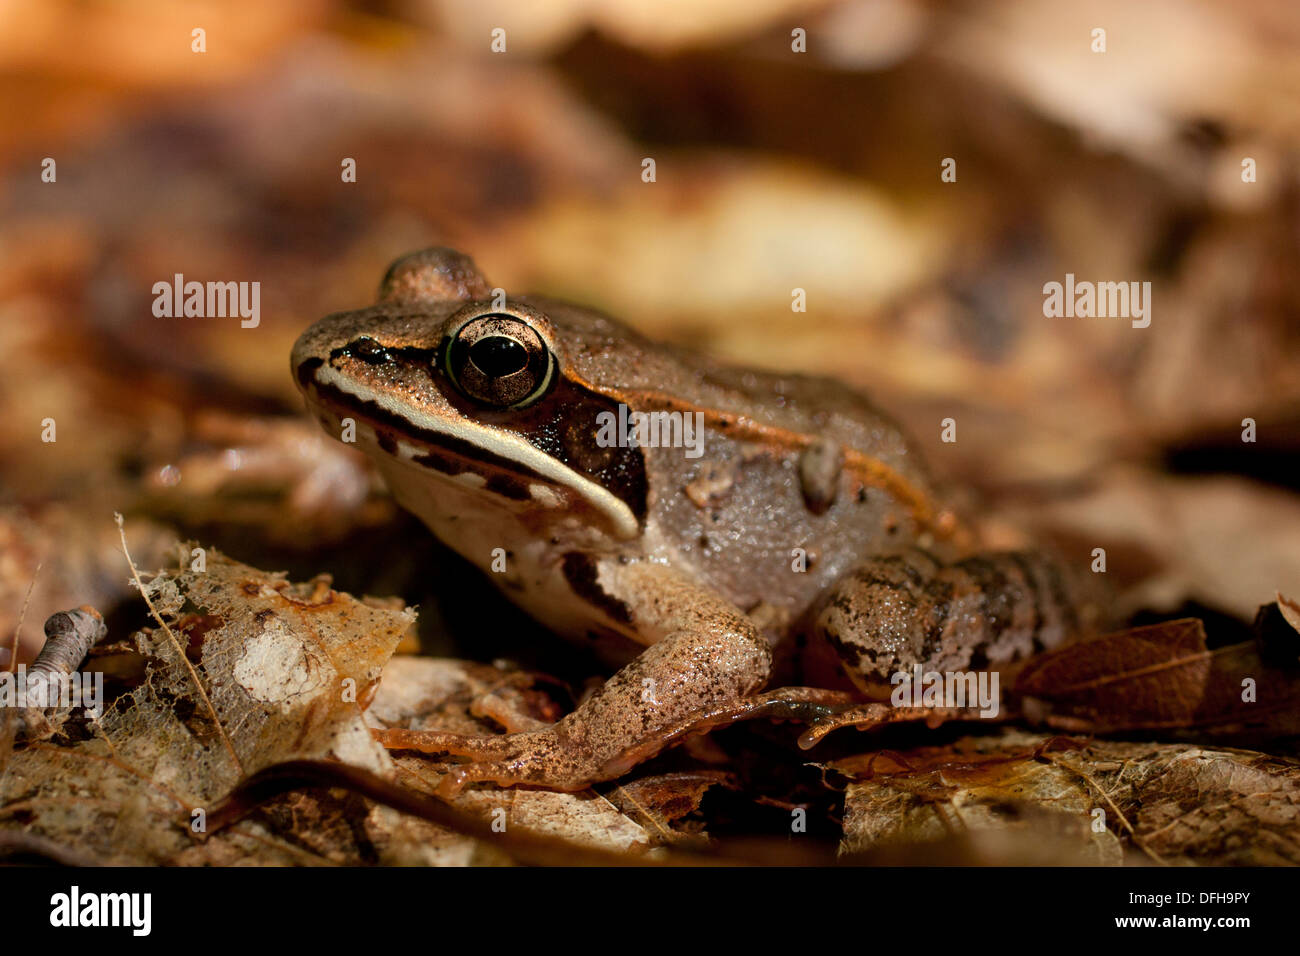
13 607 110 737
5 561 40 673
31 606 105 676
114 514 243 775
0 829 102 866
202 759 801 866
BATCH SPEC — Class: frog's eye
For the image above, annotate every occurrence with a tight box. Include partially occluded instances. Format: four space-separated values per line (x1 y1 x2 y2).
444 313 555 408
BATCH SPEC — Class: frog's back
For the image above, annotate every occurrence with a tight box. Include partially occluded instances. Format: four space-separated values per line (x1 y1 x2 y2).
531 297 948 628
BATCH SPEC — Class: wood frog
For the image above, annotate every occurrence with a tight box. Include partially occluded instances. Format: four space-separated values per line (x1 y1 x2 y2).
292 248 1093 792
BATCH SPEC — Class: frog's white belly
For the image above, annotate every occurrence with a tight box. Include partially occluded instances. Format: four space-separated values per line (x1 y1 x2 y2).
372 447 647 650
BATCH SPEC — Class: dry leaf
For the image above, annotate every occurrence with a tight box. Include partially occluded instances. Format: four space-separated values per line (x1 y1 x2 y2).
837 732 1300 865
609 771 737 847
0 548 412 865
1013 617 1300 740
1014 618 1212 729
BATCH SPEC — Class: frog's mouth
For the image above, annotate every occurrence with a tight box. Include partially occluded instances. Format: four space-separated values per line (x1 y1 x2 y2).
297 359 642 540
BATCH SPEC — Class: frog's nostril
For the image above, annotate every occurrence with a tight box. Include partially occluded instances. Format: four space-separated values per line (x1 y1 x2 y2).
348 337 394 365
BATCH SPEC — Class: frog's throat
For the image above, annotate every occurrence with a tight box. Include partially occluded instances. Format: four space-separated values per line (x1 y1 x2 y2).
305 369 641 540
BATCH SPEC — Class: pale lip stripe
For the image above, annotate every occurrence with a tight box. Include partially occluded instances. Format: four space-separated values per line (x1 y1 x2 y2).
307 364 641 540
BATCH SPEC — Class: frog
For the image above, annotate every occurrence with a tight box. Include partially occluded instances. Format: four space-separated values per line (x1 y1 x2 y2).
291 247 1094 793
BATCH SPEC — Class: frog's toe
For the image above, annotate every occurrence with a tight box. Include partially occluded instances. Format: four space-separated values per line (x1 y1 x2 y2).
376 725 604 792
435 757 560 796
435 731 603 794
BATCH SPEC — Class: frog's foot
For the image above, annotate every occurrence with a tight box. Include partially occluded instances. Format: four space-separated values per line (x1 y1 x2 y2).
468 689 550 734
374 686 858 795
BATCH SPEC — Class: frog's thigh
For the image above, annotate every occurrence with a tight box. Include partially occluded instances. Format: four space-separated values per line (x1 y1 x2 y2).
815 549 1081 685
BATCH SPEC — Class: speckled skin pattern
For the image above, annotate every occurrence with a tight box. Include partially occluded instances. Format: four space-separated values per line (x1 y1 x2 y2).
292 248 1089 791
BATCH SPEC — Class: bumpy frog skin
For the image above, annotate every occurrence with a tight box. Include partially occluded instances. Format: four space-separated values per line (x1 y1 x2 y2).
291 248 1089 792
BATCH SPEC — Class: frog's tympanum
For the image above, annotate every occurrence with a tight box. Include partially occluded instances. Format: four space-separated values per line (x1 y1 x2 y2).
292 248 1094 792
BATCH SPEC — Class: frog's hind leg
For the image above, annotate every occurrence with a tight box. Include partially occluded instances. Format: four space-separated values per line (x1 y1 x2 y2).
813 547 1097 692
377 560 775 793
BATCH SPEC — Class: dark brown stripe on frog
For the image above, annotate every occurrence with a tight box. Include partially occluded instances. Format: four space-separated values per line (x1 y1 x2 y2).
413 448 466 476
477 374 649 524
485 473 533 501
561 553 632 626
295 356 324 389
304 377 554 488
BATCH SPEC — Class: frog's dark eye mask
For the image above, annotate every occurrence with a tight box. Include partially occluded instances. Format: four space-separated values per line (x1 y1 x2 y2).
444 312 555 409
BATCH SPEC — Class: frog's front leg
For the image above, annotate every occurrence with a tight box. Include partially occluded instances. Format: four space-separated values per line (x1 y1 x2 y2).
376 560 772 793
813 548 1093 694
